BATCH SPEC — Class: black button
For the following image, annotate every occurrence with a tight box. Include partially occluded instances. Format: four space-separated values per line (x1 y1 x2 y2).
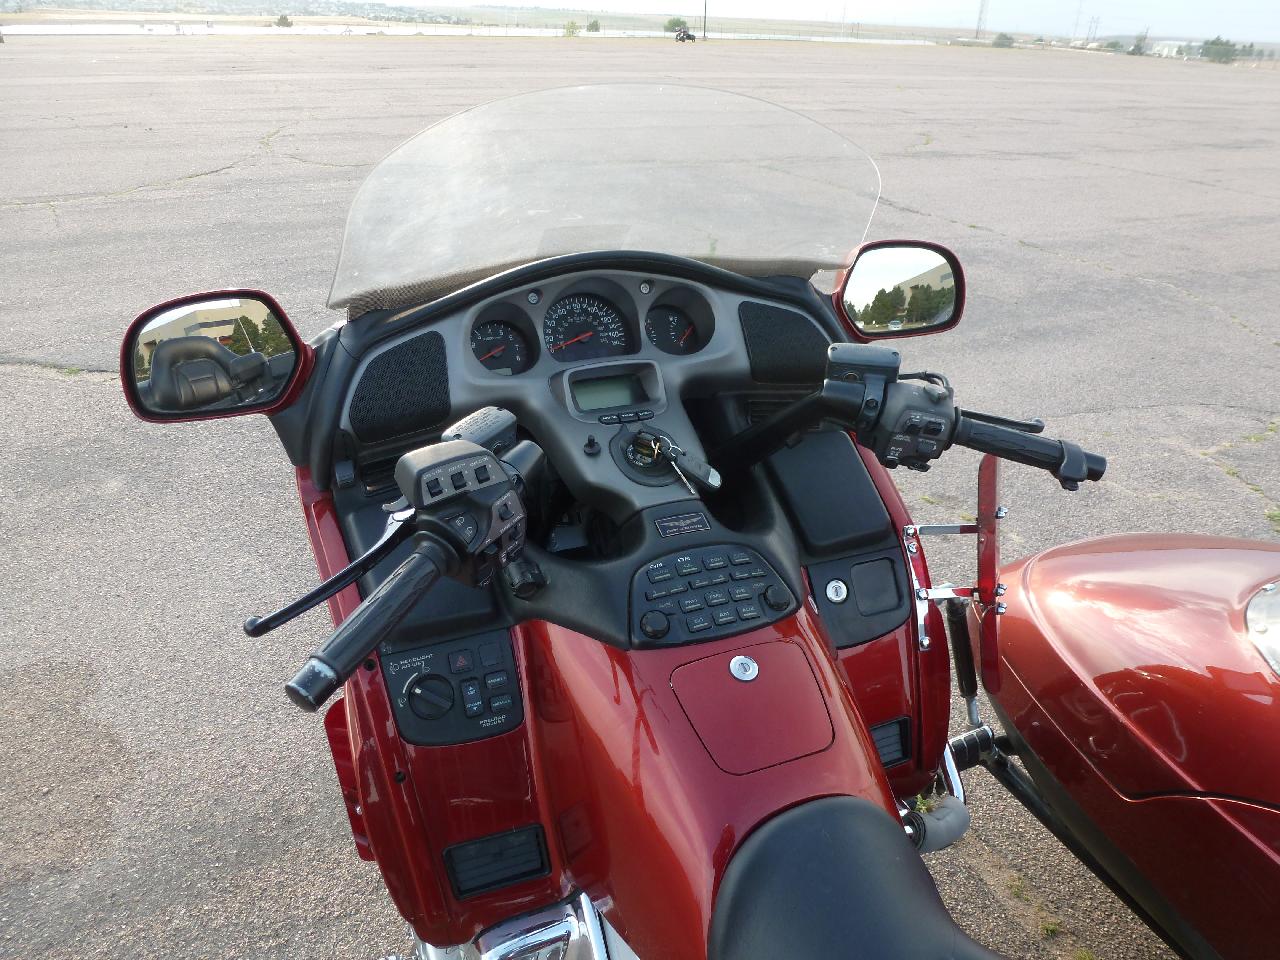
737 602 761 621
647 564 674 584
464 700 484 718
923 420 945 437
709 573 729 585
655 599 680 616
450 650 474 674
703 555 728 570
618 411 638 423
680 597 705 613
460 678 481 700
598 414 620 424
705 589 729 606
451 471 467 490
917 439 940 457
675 557 700 576
732 567 766 581
730 585 752 602
665 582 688 596
904 416 924 435
478 643 502 667
498 501 514 521
426 477 444 497
475 464 491 483
686 612 713 633
713 608 737 626
637 410 654 420
490 694 514 712
690 576 712 589
764 584 791 611
448 513 478 544
729 551 752 565
640 610 670 640
645 587 670 601
485 671 508 691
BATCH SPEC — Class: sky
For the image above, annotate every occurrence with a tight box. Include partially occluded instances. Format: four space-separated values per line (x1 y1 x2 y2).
468 0 1279 41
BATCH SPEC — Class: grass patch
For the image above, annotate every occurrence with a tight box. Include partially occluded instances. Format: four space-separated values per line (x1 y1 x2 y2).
1266 507 1280 534
920 494 940 505
1007 875 1029 901
60 366 83 376
1040 917 1062 938
1072 951 1097 960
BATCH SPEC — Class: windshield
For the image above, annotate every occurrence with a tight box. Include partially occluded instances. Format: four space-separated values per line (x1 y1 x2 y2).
329 84 881 313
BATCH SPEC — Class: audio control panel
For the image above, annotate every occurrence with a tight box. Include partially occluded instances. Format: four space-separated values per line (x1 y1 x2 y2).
380 629 523 746
629 544 795 647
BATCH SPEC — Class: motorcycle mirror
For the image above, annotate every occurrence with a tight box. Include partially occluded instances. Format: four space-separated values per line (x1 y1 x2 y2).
121 289 311 422
840 240 965 339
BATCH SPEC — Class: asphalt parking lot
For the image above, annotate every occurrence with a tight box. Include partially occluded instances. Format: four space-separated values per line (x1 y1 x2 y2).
2 34 1278 960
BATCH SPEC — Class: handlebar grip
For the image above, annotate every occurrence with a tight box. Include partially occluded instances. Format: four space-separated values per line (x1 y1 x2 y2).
952 416 1105 486
285 536 451 712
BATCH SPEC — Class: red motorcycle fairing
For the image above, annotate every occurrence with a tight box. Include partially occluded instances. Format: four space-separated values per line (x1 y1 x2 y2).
984 533 1280 959
302 466 906 955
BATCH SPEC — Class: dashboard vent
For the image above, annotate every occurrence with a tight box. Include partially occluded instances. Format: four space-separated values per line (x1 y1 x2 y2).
444 825 550 899
349 332 450 444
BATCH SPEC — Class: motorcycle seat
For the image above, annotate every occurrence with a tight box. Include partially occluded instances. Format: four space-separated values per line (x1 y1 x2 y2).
709 795 1005 960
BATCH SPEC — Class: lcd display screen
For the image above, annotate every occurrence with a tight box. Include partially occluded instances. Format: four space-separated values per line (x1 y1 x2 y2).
571 373 647 411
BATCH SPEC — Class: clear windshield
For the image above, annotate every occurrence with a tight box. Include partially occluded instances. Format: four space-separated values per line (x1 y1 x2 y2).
329 84 881 313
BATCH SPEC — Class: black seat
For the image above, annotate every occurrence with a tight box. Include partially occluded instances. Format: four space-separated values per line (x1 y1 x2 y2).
709 796 1005 960
148 336 241 411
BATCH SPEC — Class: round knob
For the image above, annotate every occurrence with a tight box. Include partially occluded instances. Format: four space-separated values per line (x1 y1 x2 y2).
640 610 670 640
763 584 790 612
408 674 454 720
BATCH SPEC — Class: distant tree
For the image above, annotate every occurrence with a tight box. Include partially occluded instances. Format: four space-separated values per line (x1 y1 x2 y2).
1203 36 1238 63
275 13 292 27
992 32 1015 48
664 16 688 33
224 316 261 356
1104 40 1124 50
586 18 600 32
1268 50 1275 60
563 19 580 35
1128 30 1146 55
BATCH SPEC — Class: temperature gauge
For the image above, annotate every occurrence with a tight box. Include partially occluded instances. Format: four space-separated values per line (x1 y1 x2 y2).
645 306 703 355
471 320 534 375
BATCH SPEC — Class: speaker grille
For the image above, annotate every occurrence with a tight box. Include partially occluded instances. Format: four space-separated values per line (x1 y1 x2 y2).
349 332 450 444
738 302 830 385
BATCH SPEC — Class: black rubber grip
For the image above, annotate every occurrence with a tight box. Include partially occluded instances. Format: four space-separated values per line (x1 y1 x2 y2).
952 416 1105 484
284 537 449 712
944 598 978 701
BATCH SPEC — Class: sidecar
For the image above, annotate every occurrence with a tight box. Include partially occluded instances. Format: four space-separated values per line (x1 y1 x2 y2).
965 462 1280 960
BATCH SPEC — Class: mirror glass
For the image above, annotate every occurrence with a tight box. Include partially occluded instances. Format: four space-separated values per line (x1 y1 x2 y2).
129 295 298 416
843 245 957 336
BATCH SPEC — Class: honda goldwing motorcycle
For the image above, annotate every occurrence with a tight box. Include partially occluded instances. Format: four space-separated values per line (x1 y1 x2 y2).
120 86 1280 960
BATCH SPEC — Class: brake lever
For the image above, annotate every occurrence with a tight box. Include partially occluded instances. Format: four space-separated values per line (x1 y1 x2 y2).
243 507 415 638
957 408 1045 434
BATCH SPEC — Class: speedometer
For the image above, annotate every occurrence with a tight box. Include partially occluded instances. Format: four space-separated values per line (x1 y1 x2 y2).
543 294 631 362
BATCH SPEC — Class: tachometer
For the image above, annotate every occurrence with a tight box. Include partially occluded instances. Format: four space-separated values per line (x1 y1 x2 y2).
543 294 631 362
645 306 703 355
471 320 533 375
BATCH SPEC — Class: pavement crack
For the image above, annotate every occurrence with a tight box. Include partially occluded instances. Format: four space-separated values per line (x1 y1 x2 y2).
2 158 252 209
0 356 116 377
279 153 369 170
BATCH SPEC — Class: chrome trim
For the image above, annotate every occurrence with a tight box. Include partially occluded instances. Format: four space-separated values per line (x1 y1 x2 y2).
939 742 965 805
915 523 979 536
1246 582 1280 676
394 894 611 960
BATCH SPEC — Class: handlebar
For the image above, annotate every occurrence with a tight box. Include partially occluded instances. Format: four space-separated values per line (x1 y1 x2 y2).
951 415 1106 489
284 535 453 712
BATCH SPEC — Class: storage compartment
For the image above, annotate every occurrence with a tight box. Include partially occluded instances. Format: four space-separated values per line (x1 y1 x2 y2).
671 641 833 775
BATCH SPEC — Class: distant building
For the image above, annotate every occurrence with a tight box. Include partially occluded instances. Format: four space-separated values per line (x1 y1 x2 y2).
1150 40 1200 57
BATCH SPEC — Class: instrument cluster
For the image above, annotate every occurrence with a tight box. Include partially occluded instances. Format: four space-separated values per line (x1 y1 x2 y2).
468 277 715 376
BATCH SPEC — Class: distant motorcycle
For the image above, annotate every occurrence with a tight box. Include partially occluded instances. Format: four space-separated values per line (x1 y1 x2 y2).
675 26 696 42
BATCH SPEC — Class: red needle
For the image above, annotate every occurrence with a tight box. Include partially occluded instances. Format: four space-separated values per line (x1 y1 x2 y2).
477 345 506 362
552 331 594 352
679 325 694 345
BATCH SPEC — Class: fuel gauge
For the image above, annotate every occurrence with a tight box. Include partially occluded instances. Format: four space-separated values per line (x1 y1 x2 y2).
645 306 703 355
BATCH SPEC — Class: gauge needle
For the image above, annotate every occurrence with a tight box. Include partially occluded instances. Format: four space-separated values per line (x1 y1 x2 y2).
477 345 506 362
552 331 594 352
679 326 694 345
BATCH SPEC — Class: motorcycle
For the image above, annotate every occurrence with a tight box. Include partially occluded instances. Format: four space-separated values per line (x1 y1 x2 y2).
120 85 1280 960
675 27 697 42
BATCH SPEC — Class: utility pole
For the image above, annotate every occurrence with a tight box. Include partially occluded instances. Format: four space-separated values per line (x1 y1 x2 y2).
702 0 707 39
974 0 987 39
1071 0 1083 41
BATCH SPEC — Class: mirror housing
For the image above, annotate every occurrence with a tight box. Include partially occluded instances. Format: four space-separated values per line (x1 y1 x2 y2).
121 290 311 422
838 240 965 340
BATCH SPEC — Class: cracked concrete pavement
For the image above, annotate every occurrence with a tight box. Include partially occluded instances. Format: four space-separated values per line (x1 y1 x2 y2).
1 35 1278 960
